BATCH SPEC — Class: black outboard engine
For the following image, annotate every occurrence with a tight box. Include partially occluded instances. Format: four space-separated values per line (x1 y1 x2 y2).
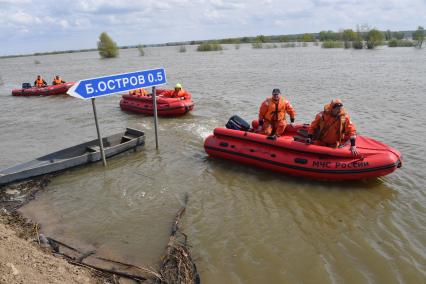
225 115 251 131
22 83 32 89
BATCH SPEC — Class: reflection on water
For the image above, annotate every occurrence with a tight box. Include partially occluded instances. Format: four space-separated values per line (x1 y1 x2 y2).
1 45 426 283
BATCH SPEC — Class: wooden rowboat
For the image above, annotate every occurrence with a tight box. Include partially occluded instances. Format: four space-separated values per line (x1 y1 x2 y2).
0 128 145 186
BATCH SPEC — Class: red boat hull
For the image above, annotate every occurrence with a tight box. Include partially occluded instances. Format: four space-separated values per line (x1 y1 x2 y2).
204 125 402 181
120 94 194 116
11 82 75 97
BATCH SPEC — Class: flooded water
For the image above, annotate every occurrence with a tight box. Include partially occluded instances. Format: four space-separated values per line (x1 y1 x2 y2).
1 44 425 283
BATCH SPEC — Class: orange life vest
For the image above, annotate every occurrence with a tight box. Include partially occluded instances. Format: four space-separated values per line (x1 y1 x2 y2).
53 77 62 85
130 88 147 96
310 103 355 146
35 78 45 87
264 97 286 122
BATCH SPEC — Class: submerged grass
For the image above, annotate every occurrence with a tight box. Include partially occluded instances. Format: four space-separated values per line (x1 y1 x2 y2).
322 41 344 48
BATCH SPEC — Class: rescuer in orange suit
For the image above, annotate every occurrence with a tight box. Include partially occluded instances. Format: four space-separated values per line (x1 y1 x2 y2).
129 88 147 96
156 83 190 99
52 75 65 85
306 99 358 156
258 88 296 138
34 75 47 87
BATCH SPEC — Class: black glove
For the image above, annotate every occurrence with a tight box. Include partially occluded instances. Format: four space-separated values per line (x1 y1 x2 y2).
306 134 313 144
259 119 264 126
290 117 295 123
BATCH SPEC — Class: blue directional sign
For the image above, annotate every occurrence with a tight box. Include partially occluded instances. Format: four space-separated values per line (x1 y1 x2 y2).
67 68 167 99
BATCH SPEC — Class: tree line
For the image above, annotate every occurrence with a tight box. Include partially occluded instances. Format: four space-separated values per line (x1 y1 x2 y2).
96 26 424 58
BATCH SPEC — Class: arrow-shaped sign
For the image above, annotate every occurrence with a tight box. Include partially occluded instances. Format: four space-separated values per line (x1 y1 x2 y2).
67 68 167 99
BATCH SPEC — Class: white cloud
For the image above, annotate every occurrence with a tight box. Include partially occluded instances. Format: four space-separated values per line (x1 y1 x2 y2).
1 0 426 55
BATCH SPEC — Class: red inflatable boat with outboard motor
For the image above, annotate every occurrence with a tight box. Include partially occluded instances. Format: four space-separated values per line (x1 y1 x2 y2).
204 116 402 181
12 82 75 97
119 91 194 116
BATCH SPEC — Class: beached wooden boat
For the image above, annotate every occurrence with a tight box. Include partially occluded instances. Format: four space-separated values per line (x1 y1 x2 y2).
0 128 145 186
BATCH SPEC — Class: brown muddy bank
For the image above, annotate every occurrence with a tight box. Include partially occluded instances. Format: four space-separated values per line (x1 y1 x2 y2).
0 177 199 284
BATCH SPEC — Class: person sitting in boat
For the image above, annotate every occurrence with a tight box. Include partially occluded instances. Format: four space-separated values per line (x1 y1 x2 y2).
52 75 65 85
306 99 358 156
156 83 190 100
258 88 296 138
129 88 147 96
34 75 47 87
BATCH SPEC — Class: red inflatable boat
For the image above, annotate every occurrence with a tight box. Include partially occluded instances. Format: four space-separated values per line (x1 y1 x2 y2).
120 93 194 116
12 82 75 97
204 124 402 181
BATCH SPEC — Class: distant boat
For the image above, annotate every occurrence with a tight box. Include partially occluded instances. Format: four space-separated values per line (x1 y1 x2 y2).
120 90 194 116
0 128 145 186
11 82 75 96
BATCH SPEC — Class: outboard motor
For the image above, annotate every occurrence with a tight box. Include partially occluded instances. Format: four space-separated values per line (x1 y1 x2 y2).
226 115 251 131
22 83 32 89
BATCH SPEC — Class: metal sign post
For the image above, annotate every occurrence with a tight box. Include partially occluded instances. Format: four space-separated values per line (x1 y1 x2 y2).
152 86 159 149
67 68 167 166
91 98 107 166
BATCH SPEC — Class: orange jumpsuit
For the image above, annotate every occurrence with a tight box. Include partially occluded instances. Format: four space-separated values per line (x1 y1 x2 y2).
308 102 356 147
52 77 65 85
129 88 147 96
258 96 296 136
156 88 191 99
34 77 47 87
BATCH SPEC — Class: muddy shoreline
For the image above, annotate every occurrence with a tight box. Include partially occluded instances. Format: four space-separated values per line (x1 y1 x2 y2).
0 177 199 284
0 177 113 283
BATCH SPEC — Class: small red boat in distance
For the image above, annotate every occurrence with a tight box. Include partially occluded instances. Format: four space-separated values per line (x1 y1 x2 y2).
12 82 75 97
204 116 402 181
120 90 194 117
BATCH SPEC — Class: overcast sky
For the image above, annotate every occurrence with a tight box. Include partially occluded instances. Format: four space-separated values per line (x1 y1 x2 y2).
1 0 425 55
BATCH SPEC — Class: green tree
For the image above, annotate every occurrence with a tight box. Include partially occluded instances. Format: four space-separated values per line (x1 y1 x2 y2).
319 31 342 41
366 29 383 49
97 32 118 58
352 28 364 49
278 35 290 42
342 29 356 42
413 26 425 48
255 35 267 43
300 33 315 42
385 30 392 41
393 31 405 40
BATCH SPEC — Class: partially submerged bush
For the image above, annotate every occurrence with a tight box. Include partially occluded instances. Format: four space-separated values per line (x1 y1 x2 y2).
366 29 383 49
264 43 278 49
252 42 263 49
197 42 222 51
388 39 414 47
281 43 296 48
137 44 145 56
322 41 344 48
352 39 364 49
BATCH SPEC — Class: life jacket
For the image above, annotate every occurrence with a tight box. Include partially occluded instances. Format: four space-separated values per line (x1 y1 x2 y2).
53 77 62 85
174 89 187 98
316 104 348 146
35 78 45 87
130 88 147 96
264 97 286 122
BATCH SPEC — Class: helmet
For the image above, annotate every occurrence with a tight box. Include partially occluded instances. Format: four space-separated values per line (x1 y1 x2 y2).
272 88 281 95
175 83 182 89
